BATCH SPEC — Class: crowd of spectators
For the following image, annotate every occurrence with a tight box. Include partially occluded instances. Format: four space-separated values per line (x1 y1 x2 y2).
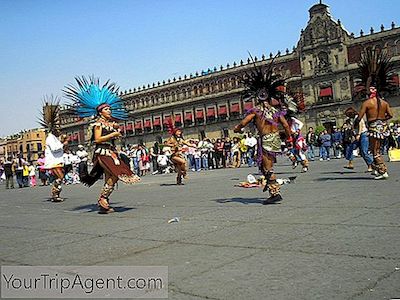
1 121 399 187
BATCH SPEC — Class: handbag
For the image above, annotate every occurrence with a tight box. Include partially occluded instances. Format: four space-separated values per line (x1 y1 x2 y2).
388 148 400 162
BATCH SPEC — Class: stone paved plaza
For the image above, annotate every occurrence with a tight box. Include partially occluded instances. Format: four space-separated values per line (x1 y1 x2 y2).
0 157 399 299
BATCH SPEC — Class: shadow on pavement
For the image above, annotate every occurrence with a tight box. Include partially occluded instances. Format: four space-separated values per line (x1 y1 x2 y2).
160 183 180 187
313 177 372 181
71 203 135 213
320 171 357 174
213 197 265 205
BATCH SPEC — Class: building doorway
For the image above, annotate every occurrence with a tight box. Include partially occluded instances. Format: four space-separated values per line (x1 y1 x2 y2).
322 120 337 134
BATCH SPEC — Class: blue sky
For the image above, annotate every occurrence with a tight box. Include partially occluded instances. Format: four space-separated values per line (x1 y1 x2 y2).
0 0 398 136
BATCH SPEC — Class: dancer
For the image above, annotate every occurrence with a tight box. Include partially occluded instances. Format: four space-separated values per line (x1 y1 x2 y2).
64 76 140 213
40 98 68 202
288 129 309 172
163 122 194 185
234 57 292 204
355 49 395 179
286 117 309 172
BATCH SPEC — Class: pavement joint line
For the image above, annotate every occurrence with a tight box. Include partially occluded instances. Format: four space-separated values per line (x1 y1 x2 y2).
347 267 400 300
112 220 247 244
0 258 31 266
90 242 172 266
171 249 265 288
3 235 102 261
174 240 400 261
169 284 222 300
0 224 158 241
0 224 104 237
339 210 377 225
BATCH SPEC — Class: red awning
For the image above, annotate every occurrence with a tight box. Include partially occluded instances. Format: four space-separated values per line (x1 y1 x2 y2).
231 103 240 113
244 101 253 110
175 114 182 122
163 116 172 124
144 120 152 128
134 121 143 129
196 110 204 119
207 107 215 117
153 117 161 126
218 106 227 115
320 87 333 97
126 123 133 131
185 112 193 121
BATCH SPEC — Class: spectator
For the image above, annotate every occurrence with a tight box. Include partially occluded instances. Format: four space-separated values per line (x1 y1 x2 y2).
214 138 224 169
22 162 29 187
76 144 89 176
3 156 15 189
63 149 73 174
186 141 196 171
156 150 170 173
239 135 248 165
319 130 331 161
15 155 25 188
223 137 232 167
331 126 343 159
193 140 202 171
198 138 211 170
150 142 160 174
245 133 257 167
208 138 216 169
28 162 36 187
342 119 356 169
36 153 48 186
231 137 241 168
306 127 316 161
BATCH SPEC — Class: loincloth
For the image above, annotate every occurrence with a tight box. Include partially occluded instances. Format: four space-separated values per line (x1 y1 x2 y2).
368 120 390 140
261 132 282 153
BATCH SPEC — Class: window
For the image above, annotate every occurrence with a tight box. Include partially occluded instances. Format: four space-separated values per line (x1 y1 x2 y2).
319 86 333 101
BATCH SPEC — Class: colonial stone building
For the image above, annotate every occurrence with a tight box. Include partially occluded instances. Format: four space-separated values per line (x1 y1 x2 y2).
0 129 46 161
59 2 400 147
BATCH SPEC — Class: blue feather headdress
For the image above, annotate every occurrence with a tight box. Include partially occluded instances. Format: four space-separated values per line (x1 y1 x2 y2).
63 76 128 120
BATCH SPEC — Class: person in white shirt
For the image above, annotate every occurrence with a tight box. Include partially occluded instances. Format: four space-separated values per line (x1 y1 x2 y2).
76 144 89 176
28 163 36 187
244 133 258 167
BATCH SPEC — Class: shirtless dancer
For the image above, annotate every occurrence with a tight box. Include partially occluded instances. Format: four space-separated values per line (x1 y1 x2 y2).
164 127 194 185
357 86 393 179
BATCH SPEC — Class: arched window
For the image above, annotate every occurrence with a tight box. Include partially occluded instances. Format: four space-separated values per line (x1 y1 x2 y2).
395 40 400 56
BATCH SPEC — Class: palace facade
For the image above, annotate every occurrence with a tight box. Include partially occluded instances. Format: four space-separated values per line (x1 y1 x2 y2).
59 2 400 148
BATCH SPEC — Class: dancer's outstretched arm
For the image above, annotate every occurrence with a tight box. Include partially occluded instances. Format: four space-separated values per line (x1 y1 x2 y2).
233 113 256 133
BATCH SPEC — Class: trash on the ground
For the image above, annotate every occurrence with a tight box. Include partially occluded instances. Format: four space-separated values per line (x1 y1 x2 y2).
247 174 257 184
168 217 180 224
236 174 297 188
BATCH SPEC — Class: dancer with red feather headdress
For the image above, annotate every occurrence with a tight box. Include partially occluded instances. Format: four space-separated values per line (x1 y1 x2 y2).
163 121 195 185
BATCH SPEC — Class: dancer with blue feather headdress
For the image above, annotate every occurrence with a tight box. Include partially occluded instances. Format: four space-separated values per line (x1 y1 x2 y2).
64 76 140 214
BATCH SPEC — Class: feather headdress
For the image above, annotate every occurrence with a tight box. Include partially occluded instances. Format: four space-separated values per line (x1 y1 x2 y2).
63 76 128 120
356 48 396 97
239 55 286 104
38 95 61 134
165 119 181 136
